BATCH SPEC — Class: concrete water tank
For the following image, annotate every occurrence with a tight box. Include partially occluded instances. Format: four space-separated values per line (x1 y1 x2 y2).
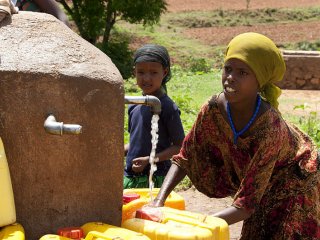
0 11 124 239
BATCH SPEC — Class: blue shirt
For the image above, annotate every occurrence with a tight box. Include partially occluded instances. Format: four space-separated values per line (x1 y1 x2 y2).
125 94 185 177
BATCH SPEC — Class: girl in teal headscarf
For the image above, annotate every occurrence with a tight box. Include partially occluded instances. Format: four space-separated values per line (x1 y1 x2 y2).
152 32 319 240
124 44 185 189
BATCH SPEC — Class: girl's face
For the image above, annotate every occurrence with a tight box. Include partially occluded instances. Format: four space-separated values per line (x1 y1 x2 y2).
222 58 259 104
134 62 168 95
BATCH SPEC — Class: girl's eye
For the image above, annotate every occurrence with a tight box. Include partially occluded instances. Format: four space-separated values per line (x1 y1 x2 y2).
240 70 248 76
224 66 232 73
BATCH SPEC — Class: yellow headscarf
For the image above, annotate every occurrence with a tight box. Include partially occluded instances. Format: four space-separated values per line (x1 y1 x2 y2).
224 32 286 109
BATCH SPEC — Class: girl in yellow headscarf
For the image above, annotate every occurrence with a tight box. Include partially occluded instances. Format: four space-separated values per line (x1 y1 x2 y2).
224 32 286 110
152 32 319 239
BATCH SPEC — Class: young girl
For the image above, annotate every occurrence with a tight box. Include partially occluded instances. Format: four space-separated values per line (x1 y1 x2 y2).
124 44 185 189
153 33 319 239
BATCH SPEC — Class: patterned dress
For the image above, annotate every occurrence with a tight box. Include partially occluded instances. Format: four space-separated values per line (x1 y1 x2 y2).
172 95 319 240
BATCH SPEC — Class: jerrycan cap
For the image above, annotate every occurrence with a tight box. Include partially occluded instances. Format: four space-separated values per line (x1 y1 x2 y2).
123 193 140 204
57 227 84 239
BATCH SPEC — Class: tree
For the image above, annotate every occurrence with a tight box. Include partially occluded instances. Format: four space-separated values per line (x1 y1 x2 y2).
58 0 167 45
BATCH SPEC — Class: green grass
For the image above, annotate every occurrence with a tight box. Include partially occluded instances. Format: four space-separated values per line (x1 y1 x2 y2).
168 68 222 132
281 40 320 51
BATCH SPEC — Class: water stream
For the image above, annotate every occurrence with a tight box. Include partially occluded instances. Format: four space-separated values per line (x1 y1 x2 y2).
149 114 159 202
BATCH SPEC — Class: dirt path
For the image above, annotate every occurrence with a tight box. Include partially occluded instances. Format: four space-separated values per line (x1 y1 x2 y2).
183 21 320 46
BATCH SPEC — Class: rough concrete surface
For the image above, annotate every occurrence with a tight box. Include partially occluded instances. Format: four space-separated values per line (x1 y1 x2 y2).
0 12 124 239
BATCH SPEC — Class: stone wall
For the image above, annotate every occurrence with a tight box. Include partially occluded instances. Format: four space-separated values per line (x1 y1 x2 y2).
278 50 320 90
0 12 124 239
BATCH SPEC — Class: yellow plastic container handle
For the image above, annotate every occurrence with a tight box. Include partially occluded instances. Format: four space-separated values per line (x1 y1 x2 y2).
0 223 25 240
85 231 122 240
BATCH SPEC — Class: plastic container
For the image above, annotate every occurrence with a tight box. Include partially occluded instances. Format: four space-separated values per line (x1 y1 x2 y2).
122 207 229 240
40 222 150 240
40 235 70 240
0 223 25 240
0 137 16 227
123 193 140 204
81 222 150 240
57 227 84 239
122 188 185 223
85 230 148 240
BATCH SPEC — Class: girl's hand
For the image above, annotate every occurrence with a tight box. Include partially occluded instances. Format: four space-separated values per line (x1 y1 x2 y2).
132 156 149 173
135 205 163 222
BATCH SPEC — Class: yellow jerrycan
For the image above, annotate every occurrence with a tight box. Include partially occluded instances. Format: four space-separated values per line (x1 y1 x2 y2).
0 137 16 227
0 223 25 240
122 207 230 240
122 188 185 223
81 222 150 240
39 235 70 240
40 222 151 240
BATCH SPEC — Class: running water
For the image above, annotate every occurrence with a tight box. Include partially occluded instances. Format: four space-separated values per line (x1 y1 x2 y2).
149 114 159 202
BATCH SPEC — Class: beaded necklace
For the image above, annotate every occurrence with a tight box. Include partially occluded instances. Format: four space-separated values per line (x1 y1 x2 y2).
227 95 262 145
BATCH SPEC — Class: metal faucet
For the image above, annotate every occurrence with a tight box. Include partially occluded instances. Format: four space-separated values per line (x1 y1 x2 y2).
124 95 161 114
44 114 82 135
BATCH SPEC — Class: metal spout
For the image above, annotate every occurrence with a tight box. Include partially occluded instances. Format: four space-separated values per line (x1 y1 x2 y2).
44 114 82 135
124 95 161 114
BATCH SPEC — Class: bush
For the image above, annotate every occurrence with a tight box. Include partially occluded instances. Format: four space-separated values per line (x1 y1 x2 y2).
294 104 320 147
187 57 212 73
296 41 320 51
124 77 139 93
283 40 320 51
98 35 133 79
